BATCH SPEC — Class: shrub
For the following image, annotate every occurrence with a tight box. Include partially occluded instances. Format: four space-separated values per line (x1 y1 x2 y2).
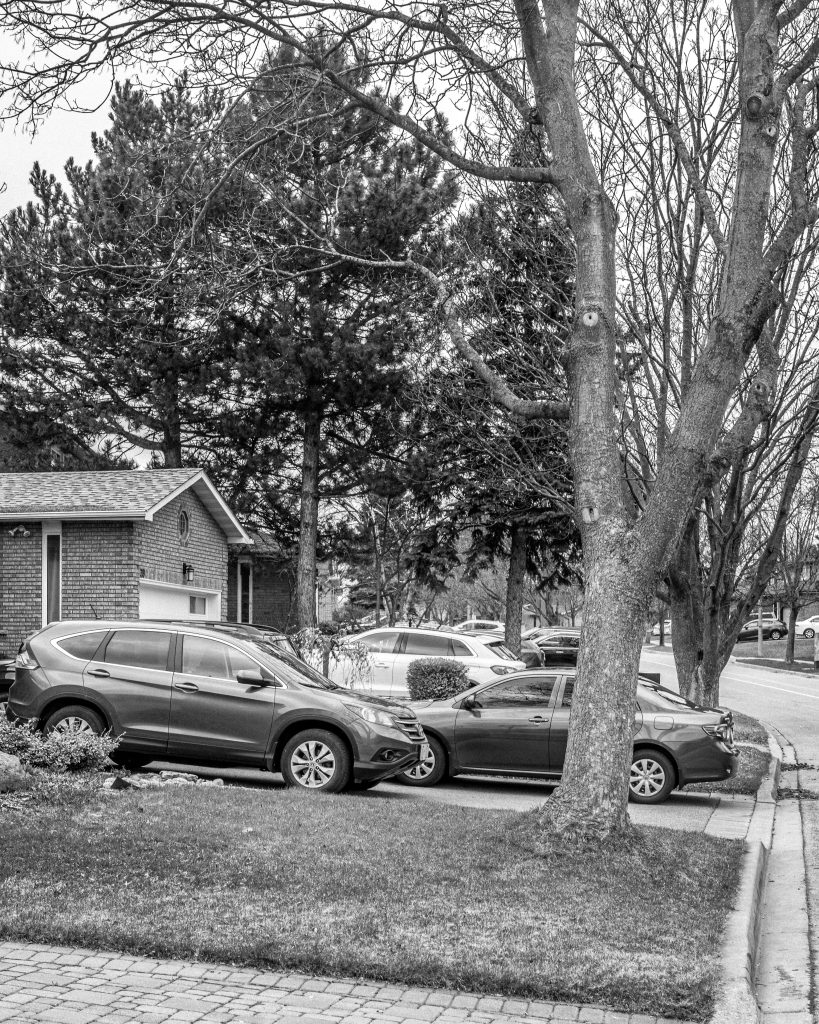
0 716 118 773
407 658 469 701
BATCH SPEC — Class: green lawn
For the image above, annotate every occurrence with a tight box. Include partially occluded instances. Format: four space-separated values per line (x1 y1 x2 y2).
0 783 742 1021
733 638 816 671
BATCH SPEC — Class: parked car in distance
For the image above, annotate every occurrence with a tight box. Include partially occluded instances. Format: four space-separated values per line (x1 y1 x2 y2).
522 625 562 641
397 670 737 804
794 614 819 639
736 619 787 642
452 619 505 632
458 629 544 668
8 620 428 792
535 629 581 665
329 627 526 698
652 619 672 637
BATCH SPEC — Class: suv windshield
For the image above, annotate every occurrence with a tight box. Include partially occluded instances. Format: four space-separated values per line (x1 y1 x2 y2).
246 641 340 690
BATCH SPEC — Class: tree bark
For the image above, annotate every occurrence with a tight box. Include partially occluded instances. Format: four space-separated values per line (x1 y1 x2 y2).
786 605 799 664
295 407 322 629
505 525 527 656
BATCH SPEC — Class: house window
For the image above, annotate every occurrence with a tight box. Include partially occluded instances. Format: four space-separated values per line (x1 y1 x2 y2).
189 595 206 615
178 510 191 544
239 562 252 623
43 527 62 625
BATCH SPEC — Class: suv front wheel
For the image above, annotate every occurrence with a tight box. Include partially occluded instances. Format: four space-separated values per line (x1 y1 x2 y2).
281 729 352 793
43 705 105 736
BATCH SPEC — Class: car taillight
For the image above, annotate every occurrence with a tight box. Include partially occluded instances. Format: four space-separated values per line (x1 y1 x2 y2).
490 664 515 675
703 723 734 744
15 647 38 670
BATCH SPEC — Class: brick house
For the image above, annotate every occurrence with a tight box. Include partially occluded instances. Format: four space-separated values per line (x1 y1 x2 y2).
227 530 295 631
0 469 250 653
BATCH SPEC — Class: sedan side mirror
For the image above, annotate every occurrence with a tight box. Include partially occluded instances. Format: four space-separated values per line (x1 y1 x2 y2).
461 695 479 710
236 669 269 686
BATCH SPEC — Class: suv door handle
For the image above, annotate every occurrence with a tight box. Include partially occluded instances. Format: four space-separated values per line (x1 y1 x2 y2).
528 715 547 723
87 668 110 678
174 682 199 693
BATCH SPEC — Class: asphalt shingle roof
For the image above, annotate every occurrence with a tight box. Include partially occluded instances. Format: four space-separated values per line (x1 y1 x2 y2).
0 469 202 517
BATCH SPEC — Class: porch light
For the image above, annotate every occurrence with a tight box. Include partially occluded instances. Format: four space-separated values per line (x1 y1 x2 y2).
182 562 195 583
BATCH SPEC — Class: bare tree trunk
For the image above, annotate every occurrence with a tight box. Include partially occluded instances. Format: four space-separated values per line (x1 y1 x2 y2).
295 407 322 629
786 605 799 664
505 525 527 656
669 519 705 700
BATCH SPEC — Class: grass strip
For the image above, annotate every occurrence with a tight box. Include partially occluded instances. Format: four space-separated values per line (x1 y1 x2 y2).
0 784 742 1021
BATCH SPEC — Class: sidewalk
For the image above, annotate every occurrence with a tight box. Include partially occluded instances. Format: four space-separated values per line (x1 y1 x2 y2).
0 941 690 1024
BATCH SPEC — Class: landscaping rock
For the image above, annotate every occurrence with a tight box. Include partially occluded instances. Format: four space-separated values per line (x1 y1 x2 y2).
159 771 199 782
103 775 135 790
0 752 29 793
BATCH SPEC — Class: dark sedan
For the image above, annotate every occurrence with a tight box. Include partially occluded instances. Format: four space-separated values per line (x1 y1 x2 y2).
535 629 581 664
457 629 544 668
735 619 786 642
0 653 13 701
397 670 738 804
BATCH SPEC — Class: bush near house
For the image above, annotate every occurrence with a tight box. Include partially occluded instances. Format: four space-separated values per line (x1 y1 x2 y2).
407 658 469 700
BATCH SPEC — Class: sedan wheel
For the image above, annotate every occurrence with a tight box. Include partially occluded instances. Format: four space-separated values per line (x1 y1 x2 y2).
396 736 446 787
628 750 675 804
769 630 783 640
281 730 351 793
805 629 816 640
43 705 105 737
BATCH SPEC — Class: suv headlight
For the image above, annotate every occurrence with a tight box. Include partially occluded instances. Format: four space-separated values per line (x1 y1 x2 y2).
344 703 396 727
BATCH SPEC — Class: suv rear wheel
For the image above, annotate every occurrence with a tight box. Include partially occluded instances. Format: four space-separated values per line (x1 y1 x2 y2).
281 730 351 793
43 705 105 736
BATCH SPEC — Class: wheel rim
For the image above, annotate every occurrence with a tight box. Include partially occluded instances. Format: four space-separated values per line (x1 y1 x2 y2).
52 716 95 735
771 631 782 639
404 747 436 781
630 757 666 798
806 630 815 639
290 740 337 788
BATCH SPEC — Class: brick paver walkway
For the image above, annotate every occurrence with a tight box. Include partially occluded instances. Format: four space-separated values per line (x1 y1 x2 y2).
0 941 690 1024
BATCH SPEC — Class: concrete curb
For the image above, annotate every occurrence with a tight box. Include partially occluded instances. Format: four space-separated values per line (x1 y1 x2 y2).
709 734 782 1023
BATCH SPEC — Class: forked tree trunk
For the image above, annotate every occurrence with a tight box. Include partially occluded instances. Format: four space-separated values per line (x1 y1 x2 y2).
295 407 322 629
505 525 527 656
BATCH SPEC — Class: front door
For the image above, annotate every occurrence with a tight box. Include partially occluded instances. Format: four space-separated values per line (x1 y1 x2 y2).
84 628 175 754
453 674 559 773
168 633 277 762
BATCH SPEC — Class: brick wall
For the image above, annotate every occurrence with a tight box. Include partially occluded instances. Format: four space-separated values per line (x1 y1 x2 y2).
0 521 42 654
227 557 294 629
138 492 228 614
62 521 139 622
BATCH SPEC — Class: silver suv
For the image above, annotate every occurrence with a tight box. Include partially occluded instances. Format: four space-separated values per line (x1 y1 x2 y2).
8 620 428 792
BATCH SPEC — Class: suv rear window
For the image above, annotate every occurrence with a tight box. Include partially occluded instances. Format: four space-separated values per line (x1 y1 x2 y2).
103 630 172 672
483 639 516 660
55 631 108 661
402 633 451 656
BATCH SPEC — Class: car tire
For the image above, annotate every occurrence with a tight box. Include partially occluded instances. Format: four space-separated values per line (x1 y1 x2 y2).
769 630 783 640
280 730 352 793
629 750 676 804
396 736 447 787
43 705 106 737
805 629 816 640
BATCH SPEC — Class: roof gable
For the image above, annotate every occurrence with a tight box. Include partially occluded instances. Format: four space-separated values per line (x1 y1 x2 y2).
0 469 251 544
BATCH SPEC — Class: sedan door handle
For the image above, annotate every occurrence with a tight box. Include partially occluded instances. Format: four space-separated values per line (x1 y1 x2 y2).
86 668 110 678
174 682 199 693
528 715 548 723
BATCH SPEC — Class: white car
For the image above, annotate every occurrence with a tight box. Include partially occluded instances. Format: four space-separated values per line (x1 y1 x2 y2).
652 619 672 636
795 615 819 639
329 626 526 698
452 619 505 632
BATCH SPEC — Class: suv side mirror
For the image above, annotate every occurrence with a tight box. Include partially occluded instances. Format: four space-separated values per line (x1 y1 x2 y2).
236 669 268 686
